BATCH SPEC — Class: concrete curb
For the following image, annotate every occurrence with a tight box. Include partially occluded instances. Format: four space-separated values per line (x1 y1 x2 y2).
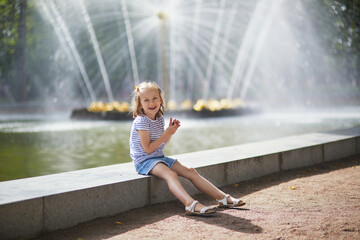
1 126 359 240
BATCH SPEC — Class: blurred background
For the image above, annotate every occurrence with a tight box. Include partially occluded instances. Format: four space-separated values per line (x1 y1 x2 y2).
0 0 359 181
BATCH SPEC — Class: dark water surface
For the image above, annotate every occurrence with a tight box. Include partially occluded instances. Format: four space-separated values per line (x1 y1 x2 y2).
1 107 359 181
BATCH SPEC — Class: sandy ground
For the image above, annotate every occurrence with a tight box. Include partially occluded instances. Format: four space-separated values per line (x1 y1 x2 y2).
33 156 360 240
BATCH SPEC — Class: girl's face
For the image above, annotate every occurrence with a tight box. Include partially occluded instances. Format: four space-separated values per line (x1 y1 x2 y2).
140 87 161 120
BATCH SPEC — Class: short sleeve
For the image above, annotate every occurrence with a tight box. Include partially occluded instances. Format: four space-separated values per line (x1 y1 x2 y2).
134 116 150 132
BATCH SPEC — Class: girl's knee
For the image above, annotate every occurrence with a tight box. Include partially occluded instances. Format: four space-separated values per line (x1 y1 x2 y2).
188 167 197 174
166 170 179 180
186 167 199 179
172 162 199 179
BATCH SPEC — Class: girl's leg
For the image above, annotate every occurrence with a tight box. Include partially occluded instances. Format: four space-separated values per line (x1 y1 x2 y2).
172 161 241 204
150 163 210 211
171 161 226 200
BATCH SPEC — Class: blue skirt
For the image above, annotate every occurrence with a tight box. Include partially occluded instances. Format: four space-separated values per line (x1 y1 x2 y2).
135 156 177 175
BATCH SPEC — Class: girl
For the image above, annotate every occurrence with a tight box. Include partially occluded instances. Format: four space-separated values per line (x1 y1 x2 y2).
129 81 245 216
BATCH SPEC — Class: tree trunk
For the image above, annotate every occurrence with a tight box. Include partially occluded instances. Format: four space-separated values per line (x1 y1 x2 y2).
15 0 27 101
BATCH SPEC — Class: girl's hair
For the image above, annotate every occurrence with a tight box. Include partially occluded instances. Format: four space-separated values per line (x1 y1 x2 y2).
131 81 165 119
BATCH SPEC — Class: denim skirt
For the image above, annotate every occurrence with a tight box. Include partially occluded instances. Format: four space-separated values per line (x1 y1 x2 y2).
135 156 177 175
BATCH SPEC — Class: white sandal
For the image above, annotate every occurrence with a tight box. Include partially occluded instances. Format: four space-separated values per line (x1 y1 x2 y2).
217 194 246 208
185 200 215 216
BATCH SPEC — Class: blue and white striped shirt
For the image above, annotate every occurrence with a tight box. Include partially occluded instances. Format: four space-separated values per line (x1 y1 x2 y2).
129 115 165 165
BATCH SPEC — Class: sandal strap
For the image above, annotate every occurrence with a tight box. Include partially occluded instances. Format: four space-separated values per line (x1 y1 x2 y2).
200 206 211 213
185 200 199 213
233 198 241 205
217 194 230 205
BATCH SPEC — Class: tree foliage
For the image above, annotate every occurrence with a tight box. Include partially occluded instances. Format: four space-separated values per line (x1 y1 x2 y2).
0 0 18 88
309 0 360 84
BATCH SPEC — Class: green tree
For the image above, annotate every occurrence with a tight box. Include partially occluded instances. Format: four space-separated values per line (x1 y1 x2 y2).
0 0 18 101
310 0 360 86
14 0 27 101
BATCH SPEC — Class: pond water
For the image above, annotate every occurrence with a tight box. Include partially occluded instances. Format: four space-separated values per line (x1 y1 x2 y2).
1 107 360 182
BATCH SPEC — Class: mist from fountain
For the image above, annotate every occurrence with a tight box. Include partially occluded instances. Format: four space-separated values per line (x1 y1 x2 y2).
226 0 269 101
39 2 89 103
202 0 226 101
39 0 96 103
169 2 178 102
185 0 202 101
79 0 114 102
120 0 139 86
239 0 278 100
217 1 237 97
32 0 358 110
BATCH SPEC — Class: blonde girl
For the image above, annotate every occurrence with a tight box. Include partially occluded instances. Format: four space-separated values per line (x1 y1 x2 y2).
129 81 245 216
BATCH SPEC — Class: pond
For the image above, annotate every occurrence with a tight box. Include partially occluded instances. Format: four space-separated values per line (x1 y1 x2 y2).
1 107 360 182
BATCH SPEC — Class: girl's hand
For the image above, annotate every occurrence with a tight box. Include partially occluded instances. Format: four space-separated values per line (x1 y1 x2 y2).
167 118 181 135
169 118 181 127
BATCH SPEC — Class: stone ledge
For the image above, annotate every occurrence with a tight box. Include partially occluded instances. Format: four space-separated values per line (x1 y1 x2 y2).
0 126 359 240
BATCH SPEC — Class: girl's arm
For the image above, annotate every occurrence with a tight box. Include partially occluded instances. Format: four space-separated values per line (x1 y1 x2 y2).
138 118 180 154
164 118 180 146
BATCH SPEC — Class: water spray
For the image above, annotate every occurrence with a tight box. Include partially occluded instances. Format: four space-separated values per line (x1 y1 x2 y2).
79 0 114 102
121 0 140 86
45 0 96 103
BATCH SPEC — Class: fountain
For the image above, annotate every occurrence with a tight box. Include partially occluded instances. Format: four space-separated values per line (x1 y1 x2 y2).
2 0 358 116
60 0 262 120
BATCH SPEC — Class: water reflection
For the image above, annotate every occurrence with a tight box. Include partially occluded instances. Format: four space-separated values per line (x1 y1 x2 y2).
0 119 132 181
1 108 360 181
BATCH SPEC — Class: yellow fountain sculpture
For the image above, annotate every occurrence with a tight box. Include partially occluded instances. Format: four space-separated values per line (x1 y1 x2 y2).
87 99 244 113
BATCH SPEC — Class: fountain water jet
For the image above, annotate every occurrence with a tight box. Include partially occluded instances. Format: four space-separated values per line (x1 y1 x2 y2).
240 0 278 100
216 1 238 97
38 1 91 104
120 0 140 86
169 4 178 104
79 0 114 102
186 0 202 101
202 0 226 101
157 8 170 104
41 0 97 103
226 0 269 101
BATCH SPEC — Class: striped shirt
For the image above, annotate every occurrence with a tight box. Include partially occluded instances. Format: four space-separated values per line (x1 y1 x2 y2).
129 115 165 165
